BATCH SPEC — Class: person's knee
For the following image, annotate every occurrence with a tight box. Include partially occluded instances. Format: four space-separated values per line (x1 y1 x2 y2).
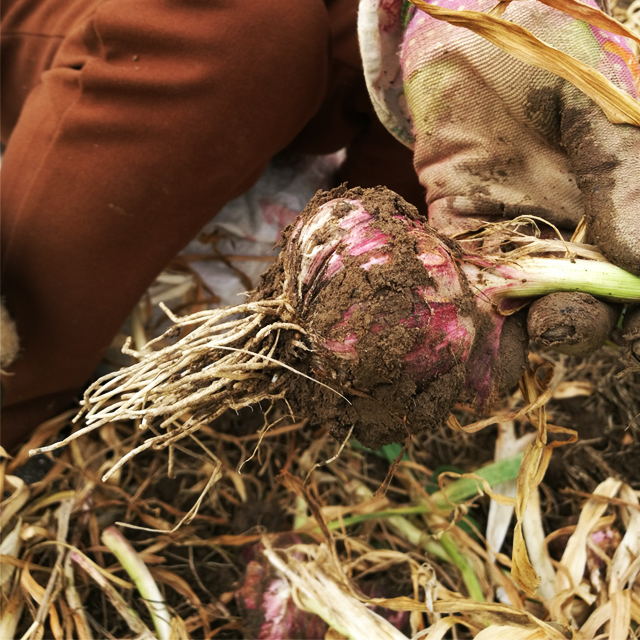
72 0 332 163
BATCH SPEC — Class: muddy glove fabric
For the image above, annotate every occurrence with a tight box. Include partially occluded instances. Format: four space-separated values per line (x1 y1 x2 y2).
359 0 640 275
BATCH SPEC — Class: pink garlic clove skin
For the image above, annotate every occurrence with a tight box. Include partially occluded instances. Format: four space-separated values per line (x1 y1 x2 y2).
280 188 510 446
235 539 410 638
236 558 328 640
286 194 503 392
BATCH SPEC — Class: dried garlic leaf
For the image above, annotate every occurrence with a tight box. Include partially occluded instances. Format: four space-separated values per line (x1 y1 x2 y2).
434 599 567 638
511 441 551 596
474 625 549 640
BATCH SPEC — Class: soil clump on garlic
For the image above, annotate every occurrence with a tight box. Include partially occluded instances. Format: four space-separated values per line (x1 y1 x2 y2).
272 185 491 447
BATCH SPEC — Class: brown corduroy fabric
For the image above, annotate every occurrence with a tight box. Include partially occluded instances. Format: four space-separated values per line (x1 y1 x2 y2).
1 0 421 449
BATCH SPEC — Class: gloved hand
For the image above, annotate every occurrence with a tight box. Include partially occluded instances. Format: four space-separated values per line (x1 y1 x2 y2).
360 0 640 356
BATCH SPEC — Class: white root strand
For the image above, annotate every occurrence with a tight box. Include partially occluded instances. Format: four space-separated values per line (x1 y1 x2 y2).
31 297 338 474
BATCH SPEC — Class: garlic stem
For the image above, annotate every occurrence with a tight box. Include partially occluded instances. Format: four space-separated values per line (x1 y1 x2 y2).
464 257 640 304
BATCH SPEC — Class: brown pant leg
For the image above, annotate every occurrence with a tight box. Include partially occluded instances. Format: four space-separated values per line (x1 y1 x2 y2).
1 0 330 449
1 0 95 139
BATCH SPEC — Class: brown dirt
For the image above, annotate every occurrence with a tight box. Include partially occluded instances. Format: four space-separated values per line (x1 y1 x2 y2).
527 292 618 356
560 104 640 275
269 185 485 448
495 314 528 391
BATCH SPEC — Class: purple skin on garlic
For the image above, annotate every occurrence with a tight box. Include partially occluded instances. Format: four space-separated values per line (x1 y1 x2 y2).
235 542 409 638
276 186 639 447
237 558 328 640
286 195 499 406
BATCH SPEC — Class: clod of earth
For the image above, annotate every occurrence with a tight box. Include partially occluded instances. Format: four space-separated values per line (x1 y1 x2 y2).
527 292 618 356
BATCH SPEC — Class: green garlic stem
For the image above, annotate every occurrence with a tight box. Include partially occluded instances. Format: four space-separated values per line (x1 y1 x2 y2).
466 257 640 303
438 532 485 602
102 527 172 640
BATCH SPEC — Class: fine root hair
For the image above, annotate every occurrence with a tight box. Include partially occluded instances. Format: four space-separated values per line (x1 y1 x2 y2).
34 297 319 461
